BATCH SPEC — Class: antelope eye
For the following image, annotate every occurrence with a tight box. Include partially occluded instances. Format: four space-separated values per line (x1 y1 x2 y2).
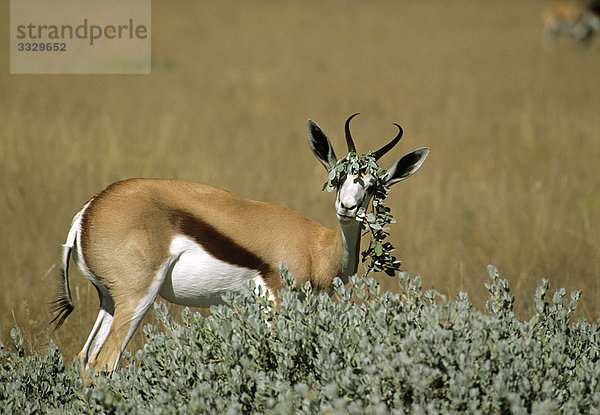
364 182 375 193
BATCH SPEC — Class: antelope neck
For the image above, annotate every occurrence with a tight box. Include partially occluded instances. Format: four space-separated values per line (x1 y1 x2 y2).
338 221 362 283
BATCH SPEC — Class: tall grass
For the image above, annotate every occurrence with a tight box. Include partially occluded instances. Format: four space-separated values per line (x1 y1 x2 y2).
1 0 599 362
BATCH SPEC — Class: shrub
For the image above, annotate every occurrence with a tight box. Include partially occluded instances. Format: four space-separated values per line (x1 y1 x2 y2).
1 265 599 413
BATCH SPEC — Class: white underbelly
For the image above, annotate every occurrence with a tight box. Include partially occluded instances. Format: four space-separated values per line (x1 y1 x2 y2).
158 235 268 307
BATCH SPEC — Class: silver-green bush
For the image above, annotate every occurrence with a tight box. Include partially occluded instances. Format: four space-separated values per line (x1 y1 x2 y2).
1 265 599 414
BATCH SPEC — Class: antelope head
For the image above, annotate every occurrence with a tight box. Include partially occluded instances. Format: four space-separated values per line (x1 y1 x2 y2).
307 113 430 226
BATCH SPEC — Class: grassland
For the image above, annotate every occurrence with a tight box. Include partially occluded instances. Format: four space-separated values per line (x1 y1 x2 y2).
1 0 599 363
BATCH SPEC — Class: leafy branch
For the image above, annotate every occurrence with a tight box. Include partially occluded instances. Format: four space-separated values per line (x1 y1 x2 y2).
324 152 401 277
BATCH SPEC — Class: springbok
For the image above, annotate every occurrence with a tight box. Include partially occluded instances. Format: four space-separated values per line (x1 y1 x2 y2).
51 114 429 386
542 1 600 48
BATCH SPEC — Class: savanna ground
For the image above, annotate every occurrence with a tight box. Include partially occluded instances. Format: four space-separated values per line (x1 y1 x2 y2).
1 0 599 364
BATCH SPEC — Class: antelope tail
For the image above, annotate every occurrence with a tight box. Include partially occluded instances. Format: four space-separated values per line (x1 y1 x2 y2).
50 202 89 330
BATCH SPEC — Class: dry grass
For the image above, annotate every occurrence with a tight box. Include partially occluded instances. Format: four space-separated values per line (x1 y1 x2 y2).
1 0 599 363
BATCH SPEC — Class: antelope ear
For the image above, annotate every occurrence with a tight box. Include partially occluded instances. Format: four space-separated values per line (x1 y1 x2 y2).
382 147 429 186
307 119 338 171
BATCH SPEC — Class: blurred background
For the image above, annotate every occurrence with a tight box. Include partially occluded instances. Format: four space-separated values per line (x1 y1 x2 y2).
1 0 599 362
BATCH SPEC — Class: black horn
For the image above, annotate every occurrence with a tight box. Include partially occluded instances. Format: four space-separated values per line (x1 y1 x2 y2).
345 113 360 154
373 123 403 161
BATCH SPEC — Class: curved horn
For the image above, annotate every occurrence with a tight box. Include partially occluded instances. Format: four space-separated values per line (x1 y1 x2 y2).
373 123 403 161
344 113 360 154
